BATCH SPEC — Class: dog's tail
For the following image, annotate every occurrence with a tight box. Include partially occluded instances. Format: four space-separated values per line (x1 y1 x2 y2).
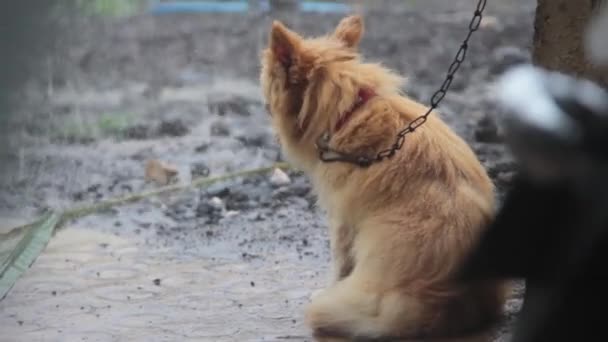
305 280 419 340
314 328 495 342
306 278 503 342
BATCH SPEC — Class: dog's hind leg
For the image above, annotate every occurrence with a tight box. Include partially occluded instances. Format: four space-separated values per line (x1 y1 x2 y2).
305 268 428 341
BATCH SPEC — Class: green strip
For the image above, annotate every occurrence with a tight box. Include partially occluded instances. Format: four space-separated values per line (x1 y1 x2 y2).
0 211 62 300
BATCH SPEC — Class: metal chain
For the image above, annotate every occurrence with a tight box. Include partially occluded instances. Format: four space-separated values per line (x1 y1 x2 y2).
318 0 488 167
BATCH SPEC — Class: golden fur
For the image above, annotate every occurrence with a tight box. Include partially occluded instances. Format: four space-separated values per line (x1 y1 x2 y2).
260 15 507 341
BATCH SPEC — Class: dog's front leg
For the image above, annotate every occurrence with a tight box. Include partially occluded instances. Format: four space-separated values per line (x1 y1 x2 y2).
310 221 354 302
329 221 355 283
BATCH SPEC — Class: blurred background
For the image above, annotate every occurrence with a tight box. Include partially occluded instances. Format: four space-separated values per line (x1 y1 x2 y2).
0 0 533 222
0 1 534 341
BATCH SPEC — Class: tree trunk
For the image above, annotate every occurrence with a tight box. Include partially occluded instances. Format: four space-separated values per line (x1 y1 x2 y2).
533 0 608 86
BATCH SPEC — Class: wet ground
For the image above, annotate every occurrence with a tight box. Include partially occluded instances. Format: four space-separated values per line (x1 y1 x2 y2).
0 1 534 341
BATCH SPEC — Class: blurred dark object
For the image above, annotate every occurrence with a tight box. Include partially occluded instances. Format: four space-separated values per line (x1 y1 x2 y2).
0 1 62 117
0 1 69 176
459 64 608 342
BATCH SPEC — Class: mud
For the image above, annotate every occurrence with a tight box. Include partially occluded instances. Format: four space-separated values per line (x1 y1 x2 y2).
0 1 534 341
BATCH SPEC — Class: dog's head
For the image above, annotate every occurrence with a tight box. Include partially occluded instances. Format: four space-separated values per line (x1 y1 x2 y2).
260 15 403 169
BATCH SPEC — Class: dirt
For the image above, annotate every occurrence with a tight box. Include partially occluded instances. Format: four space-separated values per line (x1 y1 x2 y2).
0 1 535 341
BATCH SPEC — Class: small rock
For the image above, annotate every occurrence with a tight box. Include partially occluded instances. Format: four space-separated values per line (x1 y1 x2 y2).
196 198 224 224
480 15 500 29
225 210 239 218
474 115 503 143
165 204 192 222
269 168 291 186
153 278 161 286
87 184 101 193
208 95 252 116
272 187 294 204
157 119 189 137
120 183 133 192
291 197 310 209
145 159 179 186
131 147 155 161
196 202 219 218
210 121 230 136
138 222 151 229
236 130 269 147
206 185 231 198
72 191 85 201
254 213 265 221
194 143 210 153
190 162 210 178
225 191 252 211
209 197 224 210
124 124 150 140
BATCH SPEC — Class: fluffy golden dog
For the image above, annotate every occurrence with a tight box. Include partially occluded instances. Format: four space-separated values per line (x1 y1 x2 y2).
260 15 507 341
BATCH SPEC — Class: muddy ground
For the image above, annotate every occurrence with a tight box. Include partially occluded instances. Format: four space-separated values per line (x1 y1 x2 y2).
0 1 534 341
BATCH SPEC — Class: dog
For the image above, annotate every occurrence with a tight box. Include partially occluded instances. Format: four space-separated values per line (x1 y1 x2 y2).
260 15 507 341
458 65 608 342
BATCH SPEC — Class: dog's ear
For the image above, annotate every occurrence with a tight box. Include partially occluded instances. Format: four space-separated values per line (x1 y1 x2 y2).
333 15 364 49
270 20 303 68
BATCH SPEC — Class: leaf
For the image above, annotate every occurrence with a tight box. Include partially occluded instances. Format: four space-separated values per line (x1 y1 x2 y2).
0 211 62 300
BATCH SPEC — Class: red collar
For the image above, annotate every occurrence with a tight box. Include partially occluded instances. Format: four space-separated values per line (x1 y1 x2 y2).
334 88 376 132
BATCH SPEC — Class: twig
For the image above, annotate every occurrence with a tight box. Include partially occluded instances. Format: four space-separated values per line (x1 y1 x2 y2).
60 161 291 224
2 162 292 236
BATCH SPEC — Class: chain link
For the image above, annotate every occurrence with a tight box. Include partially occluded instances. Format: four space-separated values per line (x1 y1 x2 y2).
318 0 487 167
